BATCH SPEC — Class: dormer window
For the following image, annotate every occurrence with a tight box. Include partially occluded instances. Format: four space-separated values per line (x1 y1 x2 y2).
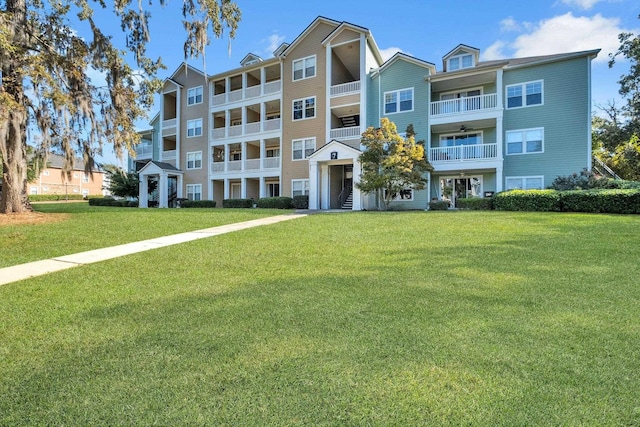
448 53 474 71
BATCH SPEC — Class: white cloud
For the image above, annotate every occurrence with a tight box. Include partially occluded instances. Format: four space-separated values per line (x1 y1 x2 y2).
500 17 521 32
261 33 286 56
378 47 405 62
483 13 633 63
560 0 606 10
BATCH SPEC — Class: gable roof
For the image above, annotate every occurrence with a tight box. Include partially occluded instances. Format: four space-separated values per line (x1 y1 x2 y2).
372 52 436 77
278 16 341 58
240 53 263 66
308 139 362 159
320 20 384 65
138 160 183 175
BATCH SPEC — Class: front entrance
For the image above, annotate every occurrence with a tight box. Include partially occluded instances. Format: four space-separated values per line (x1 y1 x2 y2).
329 164 353 209
440 176 482 207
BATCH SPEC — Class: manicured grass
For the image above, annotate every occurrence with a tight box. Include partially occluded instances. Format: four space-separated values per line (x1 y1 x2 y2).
1 211 639 425
0 203 286 267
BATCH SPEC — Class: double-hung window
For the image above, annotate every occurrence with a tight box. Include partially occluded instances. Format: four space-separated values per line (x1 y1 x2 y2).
293 97 315 120
187 119 203 137
186 151 202 169
448 53 474 71
505 176 544 190
384 88 413 114
506 128 543 155
292 179 309 197
507 80 543 108
293 56 316 81
186 183 202 201
187 86 203 105
292 138 315 160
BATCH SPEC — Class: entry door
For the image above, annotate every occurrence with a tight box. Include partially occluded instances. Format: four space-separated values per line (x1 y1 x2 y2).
454 177 482 207
231 183 241 199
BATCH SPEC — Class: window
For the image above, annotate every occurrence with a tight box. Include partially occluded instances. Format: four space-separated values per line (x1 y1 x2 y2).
43 170 49 176
448 53 474 71
292 138 315 160
82 173 90 183
187 119 203 137
292 179 309 197
293 56 316 81
187 86 203 105
506 176 544 190
506 128 543 155
186 151 202 169
507 80 543 108
186 184 202 201
30 186 38 195
266 182 280 197
384 188 414 201
293 97 315 120
384 88 413 114
82 189 89 197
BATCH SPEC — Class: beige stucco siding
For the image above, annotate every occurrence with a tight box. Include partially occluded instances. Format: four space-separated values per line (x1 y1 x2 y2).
281 21 337 196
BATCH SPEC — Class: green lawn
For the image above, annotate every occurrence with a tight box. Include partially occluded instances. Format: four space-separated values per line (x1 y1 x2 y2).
0 203 285 267
1 211 639 425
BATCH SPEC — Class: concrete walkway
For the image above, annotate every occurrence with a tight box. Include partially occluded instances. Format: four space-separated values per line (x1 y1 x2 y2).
0 213 307 286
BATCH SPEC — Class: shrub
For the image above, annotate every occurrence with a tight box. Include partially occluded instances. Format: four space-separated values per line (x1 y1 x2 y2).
256 197 294 209
292 195 309 209
222 198 254 208
560 189 640 214
429 200 450 210
550 169 609 190
88 197 136 207
29 194 85 202
456 197 493 210
181 200 217 208
493 190 561 212
89 197 115 206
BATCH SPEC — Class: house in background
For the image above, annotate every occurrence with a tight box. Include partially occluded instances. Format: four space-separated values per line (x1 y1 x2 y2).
130 16 599 209
28 154 108 198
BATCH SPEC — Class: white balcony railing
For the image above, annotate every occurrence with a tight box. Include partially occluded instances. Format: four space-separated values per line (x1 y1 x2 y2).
229 125 243 137
330 80 360 97
245 159 261 170
227 160 242 171
244 122 260 135
134 144 153 159
210 119 281 140
429 143 498 162
263 157 280 169
212 162 225 173
210 156 281 174
430 93 498 117
330 126 361 140
212 128 225 140
210 80 282 107
263 118 281 132
162 150 176 160
162 118 177 128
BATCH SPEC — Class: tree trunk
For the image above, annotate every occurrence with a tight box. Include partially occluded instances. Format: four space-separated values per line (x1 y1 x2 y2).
0 0 30 214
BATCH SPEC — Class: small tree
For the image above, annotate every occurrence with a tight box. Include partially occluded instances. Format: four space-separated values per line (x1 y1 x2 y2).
105 168 140 198
356 118 433 210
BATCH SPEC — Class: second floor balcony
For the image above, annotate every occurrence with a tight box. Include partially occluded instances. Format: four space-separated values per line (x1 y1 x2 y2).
430 93 498 118
429 143 498 163
211 118 281 140
211 156 280 174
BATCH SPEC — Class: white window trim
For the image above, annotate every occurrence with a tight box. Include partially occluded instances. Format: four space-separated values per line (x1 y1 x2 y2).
186 151 203 170
505 176 545 190
439 130 484 145
292 55 316 81
505 127 544 156
291 179 310 197
292 97 316 121
383 87 414 115
186 183 202 201
292 138 316 161
439 86 483 100
187 118 203 138
187 86 203 106
447 53 475 71
506 80 544 109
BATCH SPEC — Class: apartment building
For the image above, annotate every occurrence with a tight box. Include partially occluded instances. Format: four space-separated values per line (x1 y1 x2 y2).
134 16 599 210
29 154 108 198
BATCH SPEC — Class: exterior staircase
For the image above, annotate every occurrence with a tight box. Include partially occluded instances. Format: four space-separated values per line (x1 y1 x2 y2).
341 190 353 210
592 156 621 180
340 115 359 128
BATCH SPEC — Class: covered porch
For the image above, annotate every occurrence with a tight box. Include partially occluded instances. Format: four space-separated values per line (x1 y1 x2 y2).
138 161 184 208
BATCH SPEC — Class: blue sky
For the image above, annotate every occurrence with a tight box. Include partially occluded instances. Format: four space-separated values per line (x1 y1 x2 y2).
89 0 639 164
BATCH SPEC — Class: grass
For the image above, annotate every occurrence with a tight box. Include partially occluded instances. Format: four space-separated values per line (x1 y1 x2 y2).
1 210 639 425
0 203 286 267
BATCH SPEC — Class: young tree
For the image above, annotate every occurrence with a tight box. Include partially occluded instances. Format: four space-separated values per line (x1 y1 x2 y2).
102 164 139 198
0 0 240 213
356 118 433 210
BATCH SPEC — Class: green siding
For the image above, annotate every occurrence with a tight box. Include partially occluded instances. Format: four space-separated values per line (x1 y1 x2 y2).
503 57 591 187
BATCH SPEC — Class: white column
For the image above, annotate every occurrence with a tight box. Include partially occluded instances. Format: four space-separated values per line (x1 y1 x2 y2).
352 160 362 211
139 174 148 208
241 177 247 199
242 141 247 171
496 115 504 160
260 139 266 169
158 172 168 208
176 174 183 199
259 176 266 198
223 178 230 199
320 164 330 210
309 161 319 210
224 144 230 172
426 171 432 210
496 69 504 110
260 67 266 96
496 165 504 192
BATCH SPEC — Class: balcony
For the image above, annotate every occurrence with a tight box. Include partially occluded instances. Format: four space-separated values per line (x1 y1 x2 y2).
330 80 360 97
430 93 498 117
210 156 280 174
429 143 498 163
211 80 282 107
330 126 361 141
211 118 281 141
162 150 176 160
134 144 153 159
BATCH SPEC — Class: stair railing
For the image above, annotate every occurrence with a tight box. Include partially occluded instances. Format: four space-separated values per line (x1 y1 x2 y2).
338 186 352 208
593 156 621 180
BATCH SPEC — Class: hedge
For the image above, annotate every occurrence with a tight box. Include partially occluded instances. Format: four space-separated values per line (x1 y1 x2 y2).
29 194 85 201
560 189 640 214
256 197 294 209
181 200 217 208
429 200 450 211
293 195 309 209
88 197 137 207
222 198 254 208
493 190 561 212
456 197 493 210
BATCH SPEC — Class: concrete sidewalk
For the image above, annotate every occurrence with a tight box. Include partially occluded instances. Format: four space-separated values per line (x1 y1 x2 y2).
0 213 307 286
